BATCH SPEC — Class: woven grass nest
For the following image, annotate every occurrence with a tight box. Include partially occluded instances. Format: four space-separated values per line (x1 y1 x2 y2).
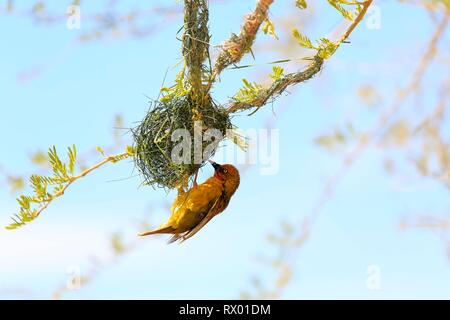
132 95 232 189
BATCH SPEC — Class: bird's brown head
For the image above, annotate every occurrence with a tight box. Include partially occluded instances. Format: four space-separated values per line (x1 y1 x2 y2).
209 161 240 197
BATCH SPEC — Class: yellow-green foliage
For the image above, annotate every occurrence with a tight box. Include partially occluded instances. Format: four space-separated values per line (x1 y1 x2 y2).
295 0 308 9
233 79 265 105
160 64 190 102
6 145 77 230
262 18 279 40
6 145 135 230
292 30 338 59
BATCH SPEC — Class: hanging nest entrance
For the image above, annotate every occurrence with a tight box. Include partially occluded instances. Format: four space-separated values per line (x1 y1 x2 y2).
132 95 232 189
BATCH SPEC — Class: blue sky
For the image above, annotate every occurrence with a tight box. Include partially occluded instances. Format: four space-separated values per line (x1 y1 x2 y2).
0 0 449 299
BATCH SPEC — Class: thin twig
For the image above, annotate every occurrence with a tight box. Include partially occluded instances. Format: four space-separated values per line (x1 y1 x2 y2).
227 56 324 113
33 151 133 220
227 0 374 114
269 7 450 299
338 1 372 44
308 6 449 227
206 0 274 92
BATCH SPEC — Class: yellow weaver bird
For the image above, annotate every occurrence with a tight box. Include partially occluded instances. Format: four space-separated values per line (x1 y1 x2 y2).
139 161 240 243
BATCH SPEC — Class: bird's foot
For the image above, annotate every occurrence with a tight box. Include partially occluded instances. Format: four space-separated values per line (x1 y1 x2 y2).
177 186 185 195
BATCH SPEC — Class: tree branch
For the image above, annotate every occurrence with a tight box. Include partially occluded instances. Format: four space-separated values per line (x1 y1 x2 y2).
227 0 374 114
6 147 135 230
227 56 324 113
207 0 274 91
183 0 210 99
268 5 450 299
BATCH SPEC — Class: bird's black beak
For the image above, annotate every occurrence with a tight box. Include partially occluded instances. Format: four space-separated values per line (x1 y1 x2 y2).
209 160 221 171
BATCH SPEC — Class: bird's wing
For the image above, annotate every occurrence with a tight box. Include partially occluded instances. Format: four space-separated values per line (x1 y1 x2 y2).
139 181 223 240
184 180 222 213
166 180 222 233
170 180 223 241
181 196 221 242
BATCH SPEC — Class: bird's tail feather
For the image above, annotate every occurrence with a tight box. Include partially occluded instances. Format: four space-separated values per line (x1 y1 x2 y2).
139 226 174 237
167 233 185 244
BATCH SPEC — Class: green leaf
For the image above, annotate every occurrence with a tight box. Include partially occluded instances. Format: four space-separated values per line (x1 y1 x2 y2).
68 144 77 174
6 144 133 230
96 146 106 157
327 0 354 20
295 0 307 9
269 66 285 81
126 145 136 156
233 79 264 104
160 64 189 102
292 29 315 49
262 18 279 40
317 37 339 59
